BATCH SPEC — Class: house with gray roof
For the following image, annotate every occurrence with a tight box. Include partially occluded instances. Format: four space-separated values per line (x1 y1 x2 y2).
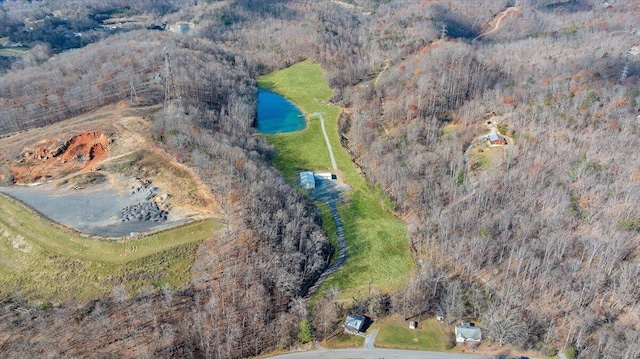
344 314 366 334
455 321 481 342
487 133 507 145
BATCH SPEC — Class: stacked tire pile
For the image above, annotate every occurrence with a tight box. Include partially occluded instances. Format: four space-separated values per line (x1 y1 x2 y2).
120 179 170 222
120 201 168 222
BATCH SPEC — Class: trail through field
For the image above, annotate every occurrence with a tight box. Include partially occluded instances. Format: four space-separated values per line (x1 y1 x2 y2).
474 7 518 40
311 112 338 171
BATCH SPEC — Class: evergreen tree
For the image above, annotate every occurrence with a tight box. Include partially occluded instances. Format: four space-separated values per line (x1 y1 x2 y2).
298 318 313 344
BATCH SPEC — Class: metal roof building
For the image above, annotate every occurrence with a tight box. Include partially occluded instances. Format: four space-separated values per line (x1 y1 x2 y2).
344 314 366 333
455 322 481 342
299 171 315 189
487 133 507 145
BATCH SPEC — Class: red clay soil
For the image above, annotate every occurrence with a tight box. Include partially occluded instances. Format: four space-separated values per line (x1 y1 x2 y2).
10 131 111 185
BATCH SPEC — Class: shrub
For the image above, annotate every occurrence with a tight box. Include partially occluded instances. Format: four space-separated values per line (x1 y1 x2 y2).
565 346 577 359
444 332 456 350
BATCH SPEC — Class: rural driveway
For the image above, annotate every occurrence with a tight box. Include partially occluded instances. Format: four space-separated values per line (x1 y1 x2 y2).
265 349 491 359
363 329 379 349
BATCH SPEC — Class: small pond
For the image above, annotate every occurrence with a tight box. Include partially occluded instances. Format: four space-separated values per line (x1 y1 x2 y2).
256 88 306 134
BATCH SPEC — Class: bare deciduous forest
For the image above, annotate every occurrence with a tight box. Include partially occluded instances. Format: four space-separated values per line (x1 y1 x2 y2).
1 0 640 358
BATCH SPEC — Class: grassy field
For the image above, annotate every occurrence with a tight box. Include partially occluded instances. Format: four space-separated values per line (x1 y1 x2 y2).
0 46 29 58
0 193 220 304
258 61 414 300
375 315 447 351
323 332 365 348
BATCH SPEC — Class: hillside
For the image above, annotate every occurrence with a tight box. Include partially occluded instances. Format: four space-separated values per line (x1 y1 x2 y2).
0 3 332 358
0 102 215 236
336 1 640 357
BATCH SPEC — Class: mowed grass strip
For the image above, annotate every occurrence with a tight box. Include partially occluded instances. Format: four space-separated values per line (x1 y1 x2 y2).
0 194 220 303
258 61 414 300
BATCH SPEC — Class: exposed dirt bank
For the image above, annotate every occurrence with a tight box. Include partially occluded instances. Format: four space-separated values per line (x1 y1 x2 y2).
11 131 111 185
0 102 217 237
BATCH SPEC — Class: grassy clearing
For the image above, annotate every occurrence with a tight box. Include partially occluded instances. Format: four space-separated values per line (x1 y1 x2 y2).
375 315 446 351
323 333 365 348
0 194 220 303
442 123 458 137
258 61 414 300
0 47 29 57
469 140 507 171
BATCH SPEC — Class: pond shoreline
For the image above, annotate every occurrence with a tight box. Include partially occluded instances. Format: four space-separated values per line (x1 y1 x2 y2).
256 88 307 134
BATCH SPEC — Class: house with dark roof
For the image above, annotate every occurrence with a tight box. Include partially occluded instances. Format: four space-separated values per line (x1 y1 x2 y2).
455 321 481 342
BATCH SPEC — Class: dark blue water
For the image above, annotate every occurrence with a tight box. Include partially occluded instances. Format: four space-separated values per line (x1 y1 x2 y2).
257 88 306 134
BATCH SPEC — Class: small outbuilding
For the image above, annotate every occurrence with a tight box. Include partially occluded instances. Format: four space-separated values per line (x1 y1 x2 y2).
299 171 315 189
455 322 481 342
487 133 507 145
344 314 366 334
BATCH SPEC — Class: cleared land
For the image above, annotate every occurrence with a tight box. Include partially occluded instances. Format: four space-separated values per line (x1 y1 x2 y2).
0 47 29 57
0 102 216 236
258 61 414 300
0 102 221 304
0 192 220 303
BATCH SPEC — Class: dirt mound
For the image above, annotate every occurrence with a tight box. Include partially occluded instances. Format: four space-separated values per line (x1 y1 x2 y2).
11 131 111 184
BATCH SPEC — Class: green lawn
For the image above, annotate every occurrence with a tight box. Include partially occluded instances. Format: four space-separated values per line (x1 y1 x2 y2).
0 194 220 304
258 61 414 300
375 316 446 351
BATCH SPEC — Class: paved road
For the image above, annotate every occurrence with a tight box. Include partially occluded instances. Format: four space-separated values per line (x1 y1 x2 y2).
265 349 491 359
310 112 338 171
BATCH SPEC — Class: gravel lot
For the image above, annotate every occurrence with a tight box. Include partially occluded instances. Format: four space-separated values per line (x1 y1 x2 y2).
0 178 185 238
